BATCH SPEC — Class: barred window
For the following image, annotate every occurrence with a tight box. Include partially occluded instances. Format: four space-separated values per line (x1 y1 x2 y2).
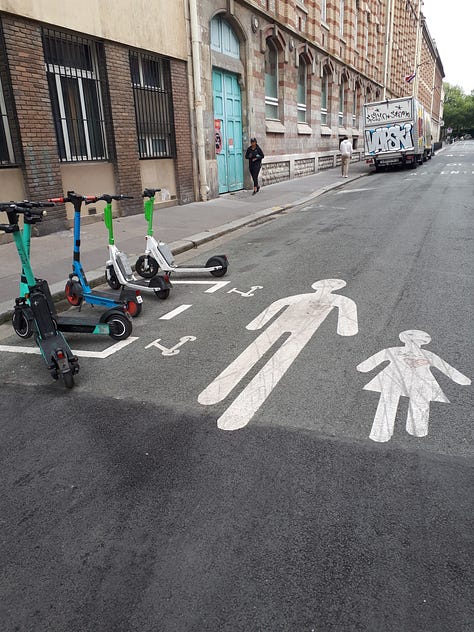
42 29 108 162
130 51 176 159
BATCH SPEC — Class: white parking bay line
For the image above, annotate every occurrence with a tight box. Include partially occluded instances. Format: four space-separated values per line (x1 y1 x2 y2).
159 304 192 320
171 280 230 293
0 336 138 359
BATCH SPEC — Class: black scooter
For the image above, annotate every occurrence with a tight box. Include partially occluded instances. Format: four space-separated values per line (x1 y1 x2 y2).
0 202 79 388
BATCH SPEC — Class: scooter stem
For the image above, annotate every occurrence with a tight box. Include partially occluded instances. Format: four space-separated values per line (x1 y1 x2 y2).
103 202 115 245
144 196 154 237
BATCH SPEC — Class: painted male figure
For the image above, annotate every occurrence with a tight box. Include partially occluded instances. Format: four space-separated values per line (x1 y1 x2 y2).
199 279 358 430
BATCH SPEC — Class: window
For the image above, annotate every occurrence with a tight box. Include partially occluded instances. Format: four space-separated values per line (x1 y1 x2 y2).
0 76 14 165
297 58 307 123
43 29 108 162
340 0 345 37
130 51 176 159
265 39 279 120
339 79 345 125
354 4 359 47
210 15 240 58
321 0 327 23
321 70 328 125
353 87 358 127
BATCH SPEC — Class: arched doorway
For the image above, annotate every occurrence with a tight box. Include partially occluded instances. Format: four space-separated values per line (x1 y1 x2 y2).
210 15 244 193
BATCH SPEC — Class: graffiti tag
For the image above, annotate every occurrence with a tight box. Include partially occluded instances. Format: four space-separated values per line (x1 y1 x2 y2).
365 123 414 155
365 109 411 124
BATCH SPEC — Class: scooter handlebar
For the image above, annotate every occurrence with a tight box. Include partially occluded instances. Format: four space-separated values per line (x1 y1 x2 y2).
143 188 161 197
85 194 133 205
0 200 54 208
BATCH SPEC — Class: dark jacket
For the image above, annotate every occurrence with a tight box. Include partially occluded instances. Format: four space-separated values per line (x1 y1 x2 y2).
245 144 264 166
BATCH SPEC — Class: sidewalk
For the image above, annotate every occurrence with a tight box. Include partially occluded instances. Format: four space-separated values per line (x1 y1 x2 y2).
0 160 370 321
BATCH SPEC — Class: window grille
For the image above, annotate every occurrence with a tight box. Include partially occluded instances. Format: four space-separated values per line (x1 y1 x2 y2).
42 28 108 162
130 51 176 159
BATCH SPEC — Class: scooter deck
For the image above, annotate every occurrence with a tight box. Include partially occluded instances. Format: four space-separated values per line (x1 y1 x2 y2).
56 315 110 335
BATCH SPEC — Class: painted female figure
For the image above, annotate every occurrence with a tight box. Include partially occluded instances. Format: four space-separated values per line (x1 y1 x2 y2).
357 330 471 442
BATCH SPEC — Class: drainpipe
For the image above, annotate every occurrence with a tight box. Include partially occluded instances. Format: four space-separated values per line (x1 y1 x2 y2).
412 0 423 99
188 0 208 201
382 0 394 99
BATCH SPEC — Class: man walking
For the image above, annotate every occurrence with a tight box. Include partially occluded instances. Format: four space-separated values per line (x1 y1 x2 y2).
340 136 353 177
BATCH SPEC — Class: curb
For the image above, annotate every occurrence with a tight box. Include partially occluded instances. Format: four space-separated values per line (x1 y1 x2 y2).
0 171 368 324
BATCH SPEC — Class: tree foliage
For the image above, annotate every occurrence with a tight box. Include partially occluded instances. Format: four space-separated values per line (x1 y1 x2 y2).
443 83 474 135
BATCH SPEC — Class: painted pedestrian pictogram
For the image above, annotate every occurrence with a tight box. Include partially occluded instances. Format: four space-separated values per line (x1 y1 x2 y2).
357 330 471 442
199 279 358 431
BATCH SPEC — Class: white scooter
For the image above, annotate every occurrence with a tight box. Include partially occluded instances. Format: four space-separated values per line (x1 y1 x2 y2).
93 194 172 300
134 188 228 280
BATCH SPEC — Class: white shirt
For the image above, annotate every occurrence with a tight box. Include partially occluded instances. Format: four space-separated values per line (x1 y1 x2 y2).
340 139 353 157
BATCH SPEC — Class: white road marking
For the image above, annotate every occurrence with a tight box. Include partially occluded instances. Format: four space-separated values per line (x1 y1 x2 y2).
145 335 196 356
335 187 376 194
199 279 358 431
227 286 263 297
0 336 138 359
159 304 192 320
357 330 471 442
171 280 230 293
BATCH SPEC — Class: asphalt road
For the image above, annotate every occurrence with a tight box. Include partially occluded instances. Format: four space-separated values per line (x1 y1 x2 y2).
0 141 472 631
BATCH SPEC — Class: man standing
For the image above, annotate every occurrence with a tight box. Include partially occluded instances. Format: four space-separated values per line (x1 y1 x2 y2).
340 136 353 177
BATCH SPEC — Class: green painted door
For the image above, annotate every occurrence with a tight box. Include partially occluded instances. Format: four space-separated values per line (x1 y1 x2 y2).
212 69 243 193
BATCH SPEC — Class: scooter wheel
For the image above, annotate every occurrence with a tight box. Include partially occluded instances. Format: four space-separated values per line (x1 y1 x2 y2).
65 280 82 306
62 370 74 389
105 312 133 340
206 256 228 278
154 288 170 300
106 266 122 290
12 308 34 338
136 255 159 279
126 299 142 318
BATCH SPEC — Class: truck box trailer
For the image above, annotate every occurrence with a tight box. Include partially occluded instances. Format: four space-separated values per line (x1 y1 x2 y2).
363 97 428 171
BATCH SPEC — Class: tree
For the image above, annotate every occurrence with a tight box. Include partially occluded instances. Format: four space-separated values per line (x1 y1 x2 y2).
443 83 474 136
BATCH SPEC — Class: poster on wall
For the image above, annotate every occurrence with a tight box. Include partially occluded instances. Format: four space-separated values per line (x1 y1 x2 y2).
214 120 222 154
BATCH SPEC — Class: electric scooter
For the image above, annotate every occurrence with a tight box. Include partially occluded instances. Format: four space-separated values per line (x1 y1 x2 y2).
49 192 143 317
0 202 79 388
134 188 228 280
91 193 172 299
15 201 132 341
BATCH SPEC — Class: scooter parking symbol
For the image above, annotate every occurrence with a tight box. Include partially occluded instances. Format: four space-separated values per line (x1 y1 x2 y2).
146 336 196 356
227 285 263 297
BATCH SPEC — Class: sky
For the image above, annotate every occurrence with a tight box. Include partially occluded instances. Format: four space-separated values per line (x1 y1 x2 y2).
421 0 473 94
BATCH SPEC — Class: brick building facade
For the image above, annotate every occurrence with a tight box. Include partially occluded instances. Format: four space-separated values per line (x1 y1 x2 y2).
0 1 194 233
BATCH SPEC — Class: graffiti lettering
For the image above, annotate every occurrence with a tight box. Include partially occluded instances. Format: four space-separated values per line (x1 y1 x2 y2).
365 109 411 124
365 123 414 154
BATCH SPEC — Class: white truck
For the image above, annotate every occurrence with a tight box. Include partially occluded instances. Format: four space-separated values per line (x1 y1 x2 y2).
363 97 431 171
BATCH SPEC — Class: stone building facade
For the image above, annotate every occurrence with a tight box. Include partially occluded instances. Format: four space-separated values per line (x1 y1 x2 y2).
192 0 444 198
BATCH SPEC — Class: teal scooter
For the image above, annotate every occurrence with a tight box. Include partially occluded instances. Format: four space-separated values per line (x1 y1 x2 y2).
0 201 79 388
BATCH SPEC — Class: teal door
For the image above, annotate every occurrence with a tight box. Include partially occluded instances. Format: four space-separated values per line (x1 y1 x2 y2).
212 69 243 193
